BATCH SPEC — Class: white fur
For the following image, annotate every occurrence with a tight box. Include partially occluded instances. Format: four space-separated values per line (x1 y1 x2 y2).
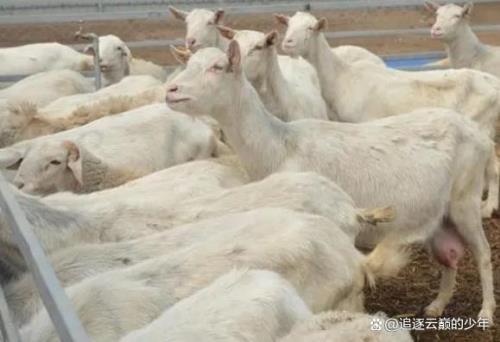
93 35 167 85
279 311 413 342
0 171 383 286
332 45 385 66
226 29 329 121
121 269 312 342
169 7 227 50
428 2 500 78
34 75 161 121
19 207 390 341
166 44 496 322
9 209 331 326
0 75 162 146
6 103 217 195
0 43 93 76
0 70 93 108
280 11 500 217
170 6 383 67
281 12 500 135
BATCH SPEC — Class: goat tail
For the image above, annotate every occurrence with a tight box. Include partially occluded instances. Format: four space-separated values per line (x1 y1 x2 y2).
362 241 413 289
357 206 395 226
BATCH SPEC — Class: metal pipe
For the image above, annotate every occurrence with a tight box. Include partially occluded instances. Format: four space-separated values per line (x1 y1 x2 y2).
0 176 90 342
0 286 21 342
75 23 102 90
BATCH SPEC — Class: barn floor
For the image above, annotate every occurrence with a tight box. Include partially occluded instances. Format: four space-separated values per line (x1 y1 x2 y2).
2 3 500 341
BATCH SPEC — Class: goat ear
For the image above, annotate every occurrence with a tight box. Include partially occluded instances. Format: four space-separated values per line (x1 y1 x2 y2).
216 25 236 40
213 9 225 24
169 45 192 65
83 44 95 56
265 31 279 47
424 1 440 13
169 6 188 21
313 17 327 32
226 40 242 73
122 44 132 60
462 2 473 18
274 14 289 26
63 141 83 186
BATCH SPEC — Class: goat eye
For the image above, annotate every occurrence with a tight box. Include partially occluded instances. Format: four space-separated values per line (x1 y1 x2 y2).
50 160 62 165
210 64 224 72
254 45 263 51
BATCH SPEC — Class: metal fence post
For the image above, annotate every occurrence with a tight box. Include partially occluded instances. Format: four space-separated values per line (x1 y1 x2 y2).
92 36 102 90
0 176 90 342
0 286 20 342
75 24 102 90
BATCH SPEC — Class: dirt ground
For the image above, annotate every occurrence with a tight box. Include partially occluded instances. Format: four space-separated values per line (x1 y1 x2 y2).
2 3 500 341
365 217 500 342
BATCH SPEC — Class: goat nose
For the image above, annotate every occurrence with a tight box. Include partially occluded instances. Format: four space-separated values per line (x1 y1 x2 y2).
167 85 178 93
15 181 24 190
186 38 196 47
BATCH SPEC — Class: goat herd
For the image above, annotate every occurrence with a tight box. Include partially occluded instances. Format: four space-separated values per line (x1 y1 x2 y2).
0 1 499 341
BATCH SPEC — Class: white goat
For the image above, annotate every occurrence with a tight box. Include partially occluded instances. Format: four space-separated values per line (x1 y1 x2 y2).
2 209 315 325
278 311 413 342
5 201 392 325
0 70 93 108
0 43 93 76
168 6 384 66
277 12 500 133
85 35 167 85
120 269 312 342
426 1 500 79
277 11 500 217
19 207 401 342
0 75 162 147
166 42 496 322
210 28 329 121
5 104 217 195
0 171 389 283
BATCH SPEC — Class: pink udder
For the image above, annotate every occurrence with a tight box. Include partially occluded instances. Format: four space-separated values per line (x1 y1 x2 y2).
430 226 466 270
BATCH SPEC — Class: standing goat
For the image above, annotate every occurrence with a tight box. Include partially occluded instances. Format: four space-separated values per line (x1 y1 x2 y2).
166 42 496 322
426 1 500 78
168 6 384 66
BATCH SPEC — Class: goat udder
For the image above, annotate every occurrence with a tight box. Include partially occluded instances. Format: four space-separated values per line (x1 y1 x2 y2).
430 225 465 270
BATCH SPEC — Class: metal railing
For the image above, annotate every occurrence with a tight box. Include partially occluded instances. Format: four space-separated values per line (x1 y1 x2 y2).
2 0 499 24
0 175 90 341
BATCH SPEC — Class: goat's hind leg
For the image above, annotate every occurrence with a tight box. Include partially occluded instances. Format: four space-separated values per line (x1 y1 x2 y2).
450 199 496 324
481 147 499 218
424 266 457 317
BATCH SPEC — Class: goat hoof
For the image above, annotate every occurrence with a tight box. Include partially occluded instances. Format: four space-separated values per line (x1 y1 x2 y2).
478 309 494 327
424 303 444 317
